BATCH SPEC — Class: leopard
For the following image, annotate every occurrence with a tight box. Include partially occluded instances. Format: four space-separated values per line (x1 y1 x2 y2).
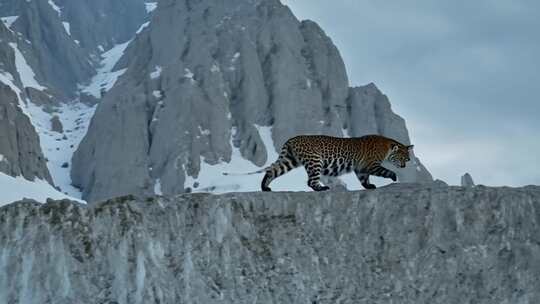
256 134 414 191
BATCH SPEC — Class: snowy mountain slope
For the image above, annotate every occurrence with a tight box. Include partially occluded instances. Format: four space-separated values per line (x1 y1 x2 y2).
3 0 432 204
0 172 82 206
0 1 151 205
0 20 147 202
24 101 97 198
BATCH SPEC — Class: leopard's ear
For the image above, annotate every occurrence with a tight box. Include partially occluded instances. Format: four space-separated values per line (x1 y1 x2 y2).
391 144 400 152
407 145 414 151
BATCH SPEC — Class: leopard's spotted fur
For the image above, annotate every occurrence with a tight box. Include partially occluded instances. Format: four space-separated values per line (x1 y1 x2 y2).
261 134 413 191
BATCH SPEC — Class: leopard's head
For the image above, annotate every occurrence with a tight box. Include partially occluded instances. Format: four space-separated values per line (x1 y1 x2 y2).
387 144 414 168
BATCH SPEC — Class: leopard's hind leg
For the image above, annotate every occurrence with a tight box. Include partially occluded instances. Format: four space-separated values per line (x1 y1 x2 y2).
303 158 330 192
261 144 300 191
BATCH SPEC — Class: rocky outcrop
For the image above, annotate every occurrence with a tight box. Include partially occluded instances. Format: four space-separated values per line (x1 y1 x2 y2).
1 184 540 303
0 0 148 190
461 173 475 187
0 83 52 183
0 22 52 183
6 0 94 97
72 0 433 202
48 0 147 54
346 84 432 183
50 115 63 133
0 0 148 97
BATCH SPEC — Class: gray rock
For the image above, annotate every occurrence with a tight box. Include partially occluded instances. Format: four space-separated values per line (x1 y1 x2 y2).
50 115 63 133
25 87 59 112
72 0 433 202
346 84 433 183
8 0 94 96
0 16 53 184
0 83 52 183
0 0 149 190
1 0 148 97
461 173 475 187
50 0 147 54
1 185 540 303
432 179 449 187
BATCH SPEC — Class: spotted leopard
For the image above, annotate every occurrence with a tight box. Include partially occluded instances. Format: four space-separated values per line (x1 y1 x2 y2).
260 134 414 191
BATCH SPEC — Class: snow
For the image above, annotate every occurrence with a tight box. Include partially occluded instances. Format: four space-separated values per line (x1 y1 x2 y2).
342 128 350 138
0 173 82 207
0 71 21 99
1 16 18 28
210 64 220 73
0 70 30 117
80 41 130 98
185 125 393 193
48 0 62 16
1 58 93 202
150 66 162 79
153 179 162 195
183 68 196 84
198 126 210 136
9 43 46 91
23 101 96 199
0 155 5 163
62 22 71 36
183 68 194 79
136 22 150 34
145 2 158 13
152 90 162 99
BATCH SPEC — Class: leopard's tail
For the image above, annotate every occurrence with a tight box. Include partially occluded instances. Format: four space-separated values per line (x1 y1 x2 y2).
222 168 268 176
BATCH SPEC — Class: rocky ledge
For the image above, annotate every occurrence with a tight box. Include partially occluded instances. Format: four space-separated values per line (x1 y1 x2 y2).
1 184 540 303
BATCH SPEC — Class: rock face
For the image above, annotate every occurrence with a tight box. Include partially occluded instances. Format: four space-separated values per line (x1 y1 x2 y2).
50 115 63 133
0 83 52 183
1 184 540 303
0 0 148 96
461 173 475 187
0 0 148 190
72 0 433 202
0 22 52 183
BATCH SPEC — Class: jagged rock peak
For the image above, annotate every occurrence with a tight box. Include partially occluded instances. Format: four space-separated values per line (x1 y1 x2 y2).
461 172 475 187
72 0 433 202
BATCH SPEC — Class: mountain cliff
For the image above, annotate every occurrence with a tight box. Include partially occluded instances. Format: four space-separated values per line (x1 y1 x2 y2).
0 0 148 96
72 0 432 203
1 184 539 303
0 20 52 183
0 0 149 202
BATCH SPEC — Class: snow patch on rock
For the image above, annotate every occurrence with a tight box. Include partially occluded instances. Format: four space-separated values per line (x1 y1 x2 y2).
80 42 130 98
0 173 82 207
136 22 150 34
24 101 96 199
1 16 18 28
48 0 62 16
9 43 46 91
150 66 162 79
62 22 71 36
154 179 162 195
145 2 158 13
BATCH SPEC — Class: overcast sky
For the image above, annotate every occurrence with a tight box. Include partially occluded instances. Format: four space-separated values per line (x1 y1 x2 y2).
282 0 540 186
